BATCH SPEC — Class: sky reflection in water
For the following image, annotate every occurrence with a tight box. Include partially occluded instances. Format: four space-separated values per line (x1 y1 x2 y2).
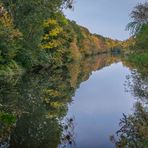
65 62 135 148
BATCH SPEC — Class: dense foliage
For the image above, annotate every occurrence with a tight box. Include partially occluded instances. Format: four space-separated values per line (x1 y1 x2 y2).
111 2 148 148
0 1 147 147
0 0 119 76
111 60 148 148
124 2 148 66
0 54 119 147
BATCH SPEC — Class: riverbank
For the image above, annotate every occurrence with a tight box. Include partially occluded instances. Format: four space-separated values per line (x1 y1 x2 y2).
128 53 148 66
0 1 121 77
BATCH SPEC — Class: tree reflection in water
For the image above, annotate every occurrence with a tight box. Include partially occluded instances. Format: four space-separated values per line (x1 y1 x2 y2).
60 117 76 148
111 63 148 148
0 54 120 148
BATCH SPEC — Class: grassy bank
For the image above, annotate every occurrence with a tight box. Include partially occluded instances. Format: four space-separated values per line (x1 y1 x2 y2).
128 53 148 67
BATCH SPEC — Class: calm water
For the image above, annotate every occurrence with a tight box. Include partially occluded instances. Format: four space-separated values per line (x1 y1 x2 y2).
0 54 147 148
61 62 135 148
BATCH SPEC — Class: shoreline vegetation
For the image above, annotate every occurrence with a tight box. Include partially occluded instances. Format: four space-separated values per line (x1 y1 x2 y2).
111 2 148 147
0 1 147 147
0 1 147 77
0 0 122 77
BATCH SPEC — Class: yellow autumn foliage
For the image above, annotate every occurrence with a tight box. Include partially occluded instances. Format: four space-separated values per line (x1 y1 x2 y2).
41 18 64 50
0 4 22 40
43 19 57 27
49 27 63 37
44 89 63 98
0 5 13 27
50 102 64 108
41 40 61 49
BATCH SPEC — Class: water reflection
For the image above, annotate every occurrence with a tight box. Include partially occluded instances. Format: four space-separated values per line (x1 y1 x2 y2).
60 117 76 148
111 61 148 148
0 54 120 147
63 62 134 148
0 54 147 148
0 66 74 147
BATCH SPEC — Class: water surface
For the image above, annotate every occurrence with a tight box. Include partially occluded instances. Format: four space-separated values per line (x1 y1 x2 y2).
0 54 145 148
62 62 134 148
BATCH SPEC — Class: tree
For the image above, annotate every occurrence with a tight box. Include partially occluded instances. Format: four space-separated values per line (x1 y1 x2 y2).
0 0 74 69
127 2 148 35
135 24 148 51
0 3 22 75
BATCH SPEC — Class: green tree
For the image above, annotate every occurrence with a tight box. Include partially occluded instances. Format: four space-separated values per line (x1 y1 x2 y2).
126 2 148 35
0 0 73 68
135 24 148 51
0 3 22 75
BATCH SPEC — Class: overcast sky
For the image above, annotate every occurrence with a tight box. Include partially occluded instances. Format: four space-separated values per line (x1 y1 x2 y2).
64 0 146 40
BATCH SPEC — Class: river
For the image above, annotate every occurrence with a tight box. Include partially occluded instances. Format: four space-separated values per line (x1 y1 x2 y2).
0 54 147 148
